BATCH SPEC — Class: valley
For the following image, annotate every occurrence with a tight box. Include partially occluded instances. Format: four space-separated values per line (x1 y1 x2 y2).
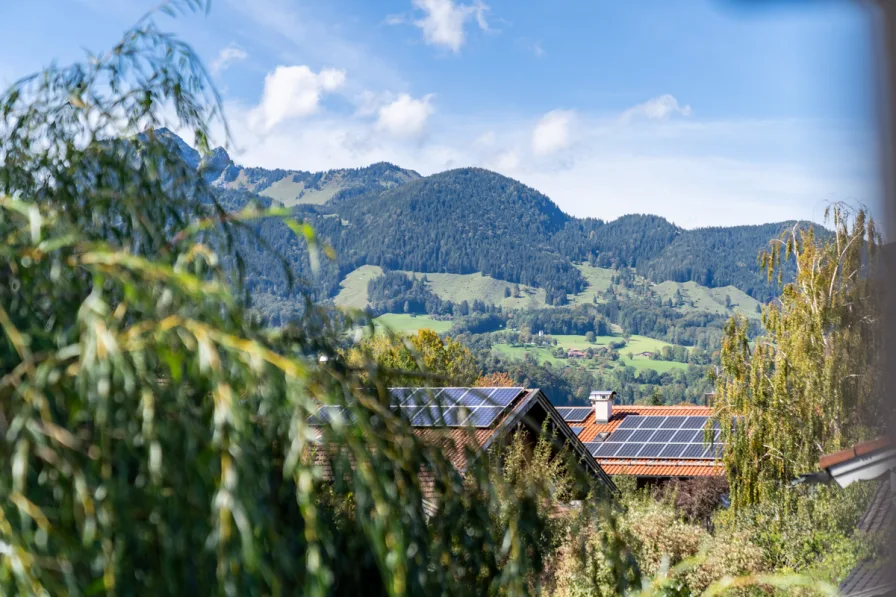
159 130 800 405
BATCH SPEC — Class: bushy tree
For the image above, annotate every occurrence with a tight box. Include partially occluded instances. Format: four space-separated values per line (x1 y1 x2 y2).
0 5 561 594
345 328 479 386
715 206 884 509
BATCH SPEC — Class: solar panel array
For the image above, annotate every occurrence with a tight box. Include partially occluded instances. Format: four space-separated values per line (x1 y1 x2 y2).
583 415 725 460
556 407 593 423
308 387 526 429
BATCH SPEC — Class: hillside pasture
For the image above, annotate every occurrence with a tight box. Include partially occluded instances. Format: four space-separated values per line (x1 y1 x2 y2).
373 313 453 334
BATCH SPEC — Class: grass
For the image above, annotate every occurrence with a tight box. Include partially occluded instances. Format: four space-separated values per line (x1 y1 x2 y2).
491 333 690 373
333 266 546 311
653 280 762 320
618 356 689 373
567 264 616 306
403 271 547 310
333 264 759 327
333 265 384 310
373 313 453 334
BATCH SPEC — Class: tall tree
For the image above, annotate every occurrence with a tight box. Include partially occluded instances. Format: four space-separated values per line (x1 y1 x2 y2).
714 206 883 509
345 328 479 386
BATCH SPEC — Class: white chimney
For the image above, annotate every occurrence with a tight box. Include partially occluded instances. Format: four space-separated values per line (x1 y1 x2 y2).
590 390 616 424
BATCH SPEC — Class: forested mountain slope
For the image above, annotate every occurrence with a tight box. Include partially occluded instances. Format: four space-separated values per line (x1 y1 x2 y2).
159 131 817 313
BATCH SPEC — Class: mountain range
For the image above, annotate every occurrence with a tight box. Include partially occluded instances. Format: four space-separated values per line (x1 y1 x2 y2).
159 129 808 323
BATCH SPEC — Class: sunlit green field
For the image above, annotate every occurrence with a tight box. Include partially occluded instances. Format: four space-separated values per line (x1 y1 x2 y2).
491 333 690 373
373 313 453 334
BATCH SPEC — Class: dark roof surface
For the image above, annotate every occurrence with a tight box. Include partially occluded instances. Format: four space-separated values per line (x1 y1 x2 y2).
573 405 724 478
840 481 896 597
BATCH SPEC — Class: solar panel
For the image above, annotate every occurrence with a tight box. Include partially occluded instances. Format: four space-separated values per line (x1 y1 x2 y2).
672 430 700 443
594 442 622 457
411 406 442 427
607 429 633 443
661 416 687 429
616 416 643 430
581 410 727 462
640 415 666 428
487 387 524 407
389 388 414 406
438 388 470 405
570 426 585 436
681 416 707 429
460 387 495 407
630 429 654 442
615 443 644 458
660 444 686 458
397 406 421 422
465 406 504 427
584 442 602 457
648 430 675 443
560 407 593 422
416 405 469 426
638 444 665 458
680 444 709 459
403 388 433 408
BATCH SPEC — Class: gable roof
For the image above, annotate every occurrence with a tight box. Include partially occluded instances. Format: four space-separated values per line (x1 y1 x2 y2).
570 405 725 478
818 438 895 488
309 387 616 492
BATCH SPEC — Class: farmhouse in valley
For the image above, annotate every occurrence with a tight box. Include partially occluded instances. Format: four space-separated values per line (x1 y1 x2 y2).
308 387 617 512
554 391 726 483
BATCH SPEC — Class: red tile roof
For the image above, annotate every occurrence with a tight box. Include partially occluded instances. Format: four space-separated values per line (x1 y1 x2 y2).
574 405 725 478
819 438 892 470
599 463 724 477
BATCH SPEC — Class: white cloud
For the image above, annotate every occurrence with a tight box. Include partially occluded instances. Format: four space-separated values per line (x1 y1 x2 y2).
473 130 495 147
210 44 248 74
532 42 545 58
492 149 520 171
376 93 435 138
249 65 346 131
412 0 490 53
531 110 575 156
622 94 692 122
354 89 397 117
197 94 873 230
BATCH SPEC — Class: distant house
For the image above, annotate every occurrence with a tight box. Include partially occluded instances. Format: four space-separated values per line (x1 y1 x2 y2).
796 439 895 597
309 387 617 513
567 349 587 359
636 352 653 358
553 390 725 483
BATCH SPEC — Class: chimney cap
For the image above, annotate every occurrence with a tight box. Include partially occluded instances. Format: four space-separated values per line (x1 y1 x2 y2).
589 390 616 401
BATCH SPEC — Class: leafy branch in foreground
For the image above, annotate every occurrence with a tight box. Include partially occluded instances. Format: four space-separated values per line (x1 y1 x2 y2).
0 3 581 596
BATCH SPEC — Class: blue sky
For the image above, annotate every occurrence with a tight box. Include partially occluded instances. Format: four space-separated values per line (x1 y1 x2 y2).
0 0 880 227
